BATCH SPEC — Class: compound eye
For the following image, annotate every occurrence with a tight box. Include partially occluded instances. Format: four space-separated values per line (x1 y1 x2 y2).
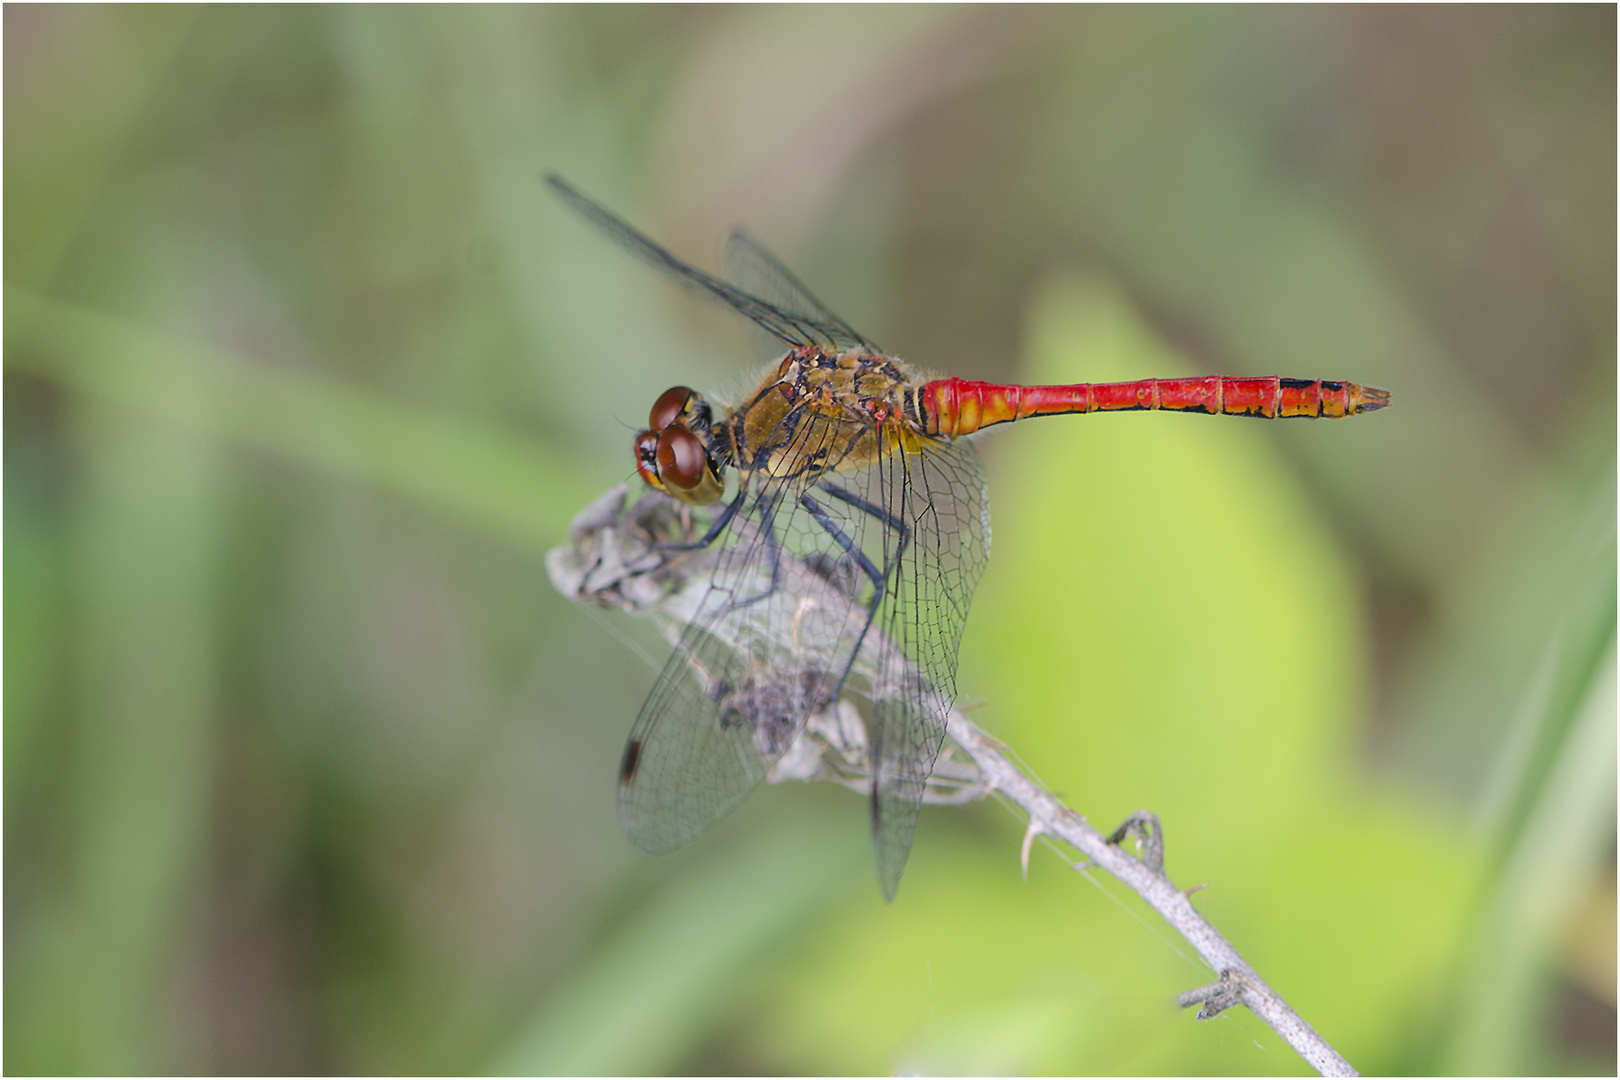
633 430 662 489
655 425 708 491
649 386 695 431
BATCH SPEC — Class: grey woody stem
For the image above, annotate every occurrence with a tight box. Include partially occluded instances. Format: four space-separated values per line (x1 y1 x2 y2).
548 483 1357 1078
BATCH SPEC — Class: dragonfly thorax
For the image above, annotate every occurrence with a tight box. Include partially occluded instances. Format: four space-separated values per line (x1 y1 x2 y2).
635 385 727 505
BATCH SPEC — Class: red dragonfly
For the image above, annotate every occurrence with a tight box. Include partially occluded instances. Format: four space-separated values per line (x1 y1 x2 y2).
549 176 1388 900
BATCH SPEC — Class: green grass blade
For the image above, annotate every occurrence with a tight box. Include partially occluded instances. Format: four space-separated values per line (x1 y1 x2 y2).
6 286 605 556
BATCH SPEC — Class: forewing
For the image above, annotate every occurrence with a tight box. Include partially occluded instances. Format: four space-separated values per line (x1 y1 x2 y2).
723 229 872 351
617 404 886 854
549 175 843 350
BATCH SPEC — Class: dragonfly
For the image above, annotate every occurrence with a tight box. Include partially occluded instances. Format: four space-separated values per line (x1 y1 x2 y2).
548 175 1389 900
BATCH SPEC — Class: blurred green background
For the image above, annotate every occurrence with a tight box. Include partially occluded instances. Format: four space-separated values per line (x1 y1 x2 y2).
5 6 1614 1075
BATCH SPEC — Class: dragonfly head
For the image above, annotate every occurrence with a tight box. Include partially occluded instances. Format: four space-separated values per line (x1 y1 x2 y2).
634 385 725 505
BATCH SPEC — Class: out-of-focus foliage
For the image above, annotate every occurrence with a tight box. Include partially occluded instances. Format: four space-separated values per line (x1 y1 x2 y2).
5 6 1612 1075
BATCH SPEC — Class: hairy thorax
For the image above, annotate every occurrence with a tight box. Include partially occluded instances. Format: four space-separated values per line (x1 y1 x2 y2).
722 347 936 484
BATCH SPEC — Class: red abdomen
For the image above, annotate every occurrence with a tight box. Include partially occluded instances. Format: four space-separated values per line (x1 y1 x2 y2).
921 376 1390 438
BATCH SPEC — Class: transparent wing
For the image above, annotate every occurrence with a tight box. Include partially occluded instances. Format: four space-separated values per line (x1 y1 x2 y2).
548 175 859 351
816 439 990 899
616 408 884 853
723 229 872 351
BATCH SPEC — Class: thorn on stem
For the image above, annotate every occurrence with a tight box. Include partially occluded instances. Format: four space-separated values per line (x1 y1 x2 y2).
1020 817 1044 880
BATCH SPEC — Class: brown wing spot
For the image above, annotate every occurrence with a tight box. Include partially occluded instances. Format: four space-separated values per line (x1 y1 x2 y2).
619 739 643 785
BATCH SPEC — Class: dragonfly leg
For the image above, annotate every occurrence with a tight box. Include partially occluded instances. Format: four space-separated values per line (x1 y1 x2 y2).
798 492 887 701
816 482 912 570
746 491 783 609
654 488 745 553
698 490 786 613
651 487 789 610
811 480 919 702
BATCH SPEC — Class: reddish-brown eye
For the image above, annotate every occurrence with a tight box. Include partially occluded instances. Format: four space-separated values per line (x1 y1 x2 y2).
655 425 707 491
633 430 662 489
649 386 694 431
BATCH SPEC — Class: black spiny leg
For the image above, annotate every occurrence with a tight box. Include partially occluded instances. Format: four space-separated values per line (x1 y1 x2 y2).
655 488 746 553
798 492 888 701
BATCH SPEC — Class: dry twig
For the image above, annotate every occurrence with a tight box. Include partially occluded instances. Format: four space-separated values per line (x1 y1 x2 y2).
548 484 1357 1078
